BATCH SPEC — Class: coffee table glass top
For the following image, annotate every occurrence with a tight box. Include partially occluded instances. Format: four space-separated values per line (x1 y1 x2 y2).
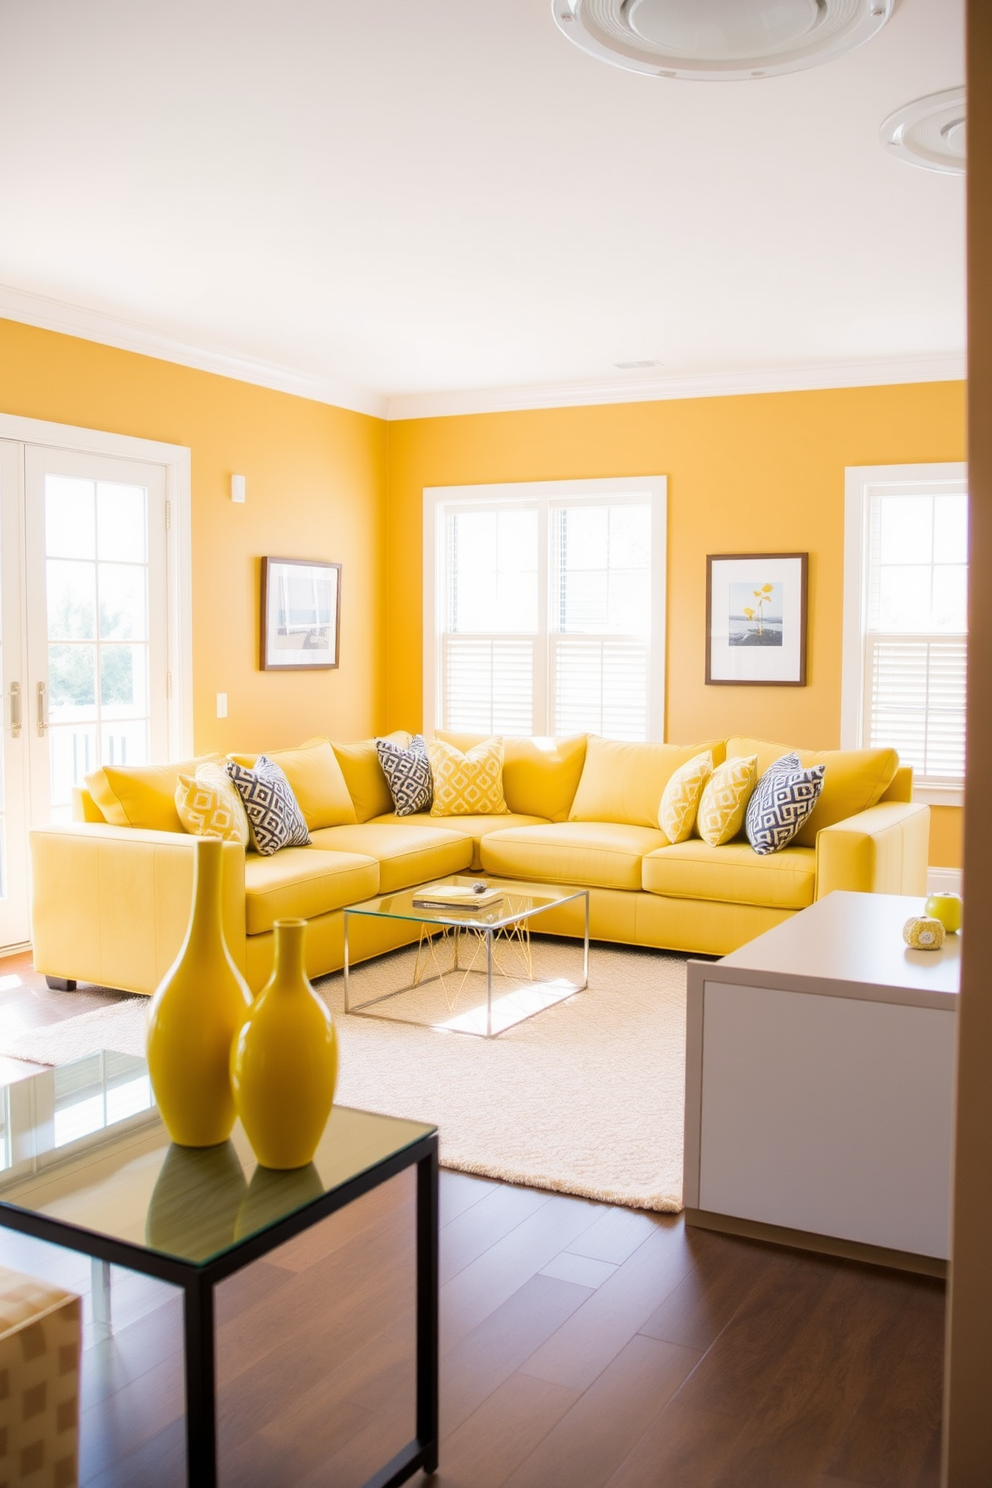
347 875 586 929
0 1052 434 1268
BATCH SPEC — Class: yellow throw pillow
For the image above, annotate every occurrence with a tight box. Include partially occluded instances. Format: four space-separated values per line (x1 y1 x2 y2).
658 752 713 844
697 756 758 847
86 756 222 833
437 731 587 821
726 737 899 848
175 763 250 846
229 738 357 830
427 737 509 817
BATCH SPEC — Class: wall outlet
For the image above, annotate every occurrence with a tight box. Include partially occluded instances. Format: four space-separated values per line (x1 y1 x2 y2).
216 692 228 718
231 474 246 504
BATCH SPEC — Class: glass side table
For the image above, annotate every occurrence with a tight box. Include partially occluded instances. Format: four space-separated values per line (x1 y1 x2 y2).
0 1052 438 1488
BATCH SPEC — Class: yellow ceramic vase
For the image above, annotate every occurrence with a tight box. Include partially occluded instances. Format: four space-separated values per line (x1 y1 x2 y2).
146 836 253 1147
230 918 339 1170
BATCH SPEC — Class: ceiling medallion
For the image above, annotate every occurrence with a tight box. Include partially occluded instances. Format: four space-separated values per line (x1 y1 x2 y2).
553 0 894 81
880 88 966 175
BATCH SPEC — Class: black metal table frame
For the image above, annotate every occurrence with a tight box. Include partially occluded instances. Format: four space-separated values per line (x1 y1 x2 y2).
0 1131 439 1488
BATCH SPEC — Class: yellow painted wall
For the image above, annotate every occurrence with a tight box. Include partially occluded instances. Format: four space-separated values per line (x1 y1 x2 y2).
386 382 966 865
0 320 386 754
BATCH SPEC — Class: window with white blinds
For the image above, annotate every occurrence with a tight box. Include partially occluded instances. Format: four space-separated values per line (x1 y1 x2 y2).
424 478 666 741
843 464 968 804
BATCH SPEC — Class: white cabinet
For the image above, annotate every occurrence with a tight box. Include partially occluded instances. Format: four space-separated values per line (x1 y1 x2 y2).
683 892 959 1269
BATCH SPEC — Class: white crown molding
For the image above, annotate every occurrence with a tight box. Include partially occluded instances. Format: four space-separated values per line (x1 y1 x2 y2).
0 282 966 424
386 353 966 421
0 283 387 420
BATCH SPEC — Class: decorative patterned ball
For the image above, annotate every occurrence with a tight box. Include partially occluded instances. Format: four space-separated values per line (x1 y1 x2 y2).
903 916 946 951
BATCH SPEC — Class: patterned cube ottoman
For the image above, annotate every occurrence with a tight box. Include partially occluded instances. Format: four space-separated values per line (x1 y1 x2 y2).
0 1266 80 1488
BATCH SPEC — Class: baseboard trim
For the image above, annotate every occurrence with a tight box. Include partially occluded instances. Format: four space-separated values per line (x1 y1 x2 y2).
685 1207 946 1279
927 867 963 895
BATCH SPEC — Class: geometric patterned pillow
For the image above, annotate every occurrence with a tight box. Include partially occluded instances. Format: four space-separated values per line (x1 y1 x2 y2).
745 752 826 856
427 736 509 817
376 733 433 817
225 756 311 857
175 762 251 846
658 752 713 844
696 755 758 846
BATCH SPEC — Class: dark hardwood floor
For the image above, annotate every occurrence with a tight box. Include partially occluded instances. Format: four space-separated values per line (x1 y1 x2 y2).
0 951 945 1488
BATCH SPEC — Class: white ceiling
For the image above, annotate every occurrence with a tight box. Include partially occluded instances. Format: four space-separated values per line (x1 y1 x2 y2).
0 0 966 418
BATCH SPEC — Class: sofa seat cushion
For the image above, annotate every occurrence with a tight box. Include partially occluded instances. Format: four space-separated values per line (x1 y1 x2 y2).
641 839 816 911
480 822 668 891
244 848 379 935
369 812 549 858
308 823 472 893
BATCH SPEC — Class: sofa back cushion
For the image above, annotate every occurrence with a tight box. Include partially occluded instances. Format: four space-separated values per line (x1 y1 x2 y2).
569 737 727 828
332 732 411 821
86 755 222 832
437 732 587 821
726 737 899 847
229 738 357 830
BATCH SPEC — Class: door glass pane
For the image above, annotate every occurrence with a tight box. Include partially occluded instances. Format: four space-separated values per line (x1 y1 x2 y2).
100 644 147 717
97 483 146 563
99 564 147 640
49 724 97 814
101 720 148 768
47 561 96 640
45 477 95 560
48 643 96 711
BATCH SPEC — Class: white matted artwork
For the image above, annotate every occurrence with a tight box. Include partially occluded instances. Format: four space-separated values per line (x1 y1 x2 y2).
706 552 808 686
261 557 341 670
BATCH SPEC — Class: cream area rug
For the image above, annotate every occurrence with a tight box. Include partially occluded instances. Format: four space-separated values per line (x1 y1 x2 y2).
0 942 688 1212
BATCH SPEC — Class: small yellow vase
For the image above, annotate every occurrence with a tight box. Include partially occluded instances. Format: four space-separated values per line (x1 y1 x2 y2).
231 918 338 1170
146 836 253 1147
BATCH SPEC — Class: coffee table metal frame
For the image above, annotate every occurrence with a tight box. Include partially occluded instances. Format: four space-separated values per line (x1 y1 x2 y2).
0 1110 439 1488
343 880 591 1038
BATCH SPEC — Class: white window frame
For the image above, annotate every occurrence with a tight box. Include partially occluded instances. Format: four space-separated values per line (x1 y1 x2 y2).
842 461 967 807
423 476 667 740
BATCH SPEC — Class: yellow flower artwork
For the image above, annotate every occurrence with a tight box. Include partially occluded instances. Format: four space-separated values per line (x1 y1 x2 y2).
729 580 783 647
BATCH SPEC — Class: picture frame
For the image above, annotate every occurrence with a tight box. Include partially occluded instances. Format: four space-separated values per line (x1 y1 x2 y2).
260 557 341 671
705 552 808 686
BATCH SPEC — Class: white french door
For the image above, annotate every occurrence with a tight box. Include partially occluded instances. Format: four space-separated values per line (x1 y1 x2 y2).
0 443 29 948
0 434 182 950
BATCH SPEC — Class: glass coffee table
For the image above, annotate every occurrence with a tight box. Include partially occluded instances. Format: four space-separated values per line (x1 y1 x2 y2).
0 1051 438 1488
344 876 590 1037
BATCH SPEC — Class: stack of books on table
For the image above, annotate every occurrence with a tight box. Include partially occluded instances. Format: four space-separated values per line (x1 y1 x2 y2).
412 883 504 911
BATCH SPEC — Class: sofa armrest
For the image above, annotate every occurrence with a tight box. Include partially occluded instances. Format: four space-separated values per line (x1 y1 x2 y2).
814 801 930 900
30 824 246 997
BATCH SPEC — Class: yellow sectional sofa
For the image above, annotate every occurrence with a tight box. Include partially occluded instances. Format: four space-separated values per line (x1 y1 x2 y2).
29 731 929 998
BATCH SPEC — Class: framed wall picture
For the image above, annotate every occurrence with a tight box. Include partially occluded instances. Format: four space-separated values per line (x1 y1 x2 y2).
260 557 341 671
706 552 808 686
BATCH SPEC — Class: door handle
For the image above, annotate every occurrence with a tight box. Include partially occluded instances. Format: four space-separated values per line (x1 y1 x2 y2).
36 681 48 736
10 682 20 738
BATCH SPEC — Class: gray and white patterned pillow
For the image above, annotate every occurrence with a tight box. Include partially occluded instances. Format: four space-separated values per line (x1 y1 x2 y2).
226 756 311 856
376 733 433 817
746 752 826 856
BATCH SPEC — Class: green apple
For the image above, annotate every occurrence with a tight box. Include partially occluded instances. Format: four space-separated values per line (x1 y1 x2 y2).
925 892 963 933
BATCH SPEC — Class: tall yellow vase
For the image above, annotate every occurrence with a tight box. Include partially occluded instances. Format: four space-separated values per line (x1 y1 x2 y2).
146 836 253 1147
231 918 339 1169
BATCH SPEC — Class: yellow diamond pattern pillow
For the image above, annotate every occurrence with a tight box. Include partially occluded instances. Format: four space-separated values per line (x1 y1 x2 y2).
658 752 713 844
697 755 758 847
176 762 251 846
427 737 509 818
